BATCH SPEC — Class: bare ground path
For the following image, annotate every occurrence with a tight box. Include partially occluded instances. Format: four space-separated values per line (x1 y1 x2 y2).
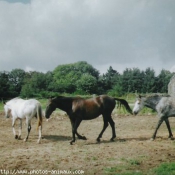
0 111 175 174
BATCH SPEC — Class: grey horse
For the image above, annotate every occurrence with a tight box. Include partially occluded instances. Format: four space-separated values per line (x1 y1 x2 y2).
133 94 175 140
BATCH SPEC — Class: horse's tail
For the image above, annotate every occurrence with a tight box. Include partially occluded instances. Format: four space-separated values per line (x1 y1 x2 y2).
114 98 133 115
36 103 43 130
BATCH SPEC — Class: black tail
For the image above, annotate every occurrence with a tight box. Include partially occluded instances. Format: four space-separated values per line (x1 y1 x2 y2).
114 98 133 115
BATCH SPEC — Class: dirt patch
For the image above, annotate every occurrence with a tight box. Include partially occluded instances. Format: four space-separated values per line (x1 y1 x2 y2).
0 112 175 174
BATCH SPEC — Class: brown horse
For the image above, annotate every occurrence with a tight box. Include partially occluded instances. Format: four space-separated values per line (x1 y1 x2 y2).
45 95 132 145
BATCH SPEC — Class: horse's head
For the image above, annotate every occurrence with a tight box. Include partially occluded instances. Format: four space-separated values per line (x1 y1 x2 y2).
45 98 57 119
4 102 11 118
133 95 144 115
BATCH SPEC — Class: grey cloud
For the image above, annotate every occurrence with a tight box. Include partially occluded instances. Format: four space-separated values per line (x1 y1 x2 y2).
0 0 175 74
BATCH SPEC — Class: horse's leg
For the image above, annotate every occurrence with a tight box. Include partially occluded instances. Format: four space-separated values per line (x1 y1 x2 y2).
70 119 86 140
164 118 173 139
18 119 22 140
24 118 31 142
70 119 82 145
37 124 42 144
96 117 109 142
108 117 116 141
76 130 86 140
12 118 18 139
151 118 164 140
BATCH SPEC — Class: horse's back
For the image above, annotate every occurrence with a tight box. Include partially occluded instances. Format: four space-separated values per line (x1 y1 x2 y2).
157 96 175 117
86 95 116 110
24 99 41 107
158 97 175 107
6 97 23 106
99 95 116 109
72 95 116 119
9 98 41 118
22 99 41 115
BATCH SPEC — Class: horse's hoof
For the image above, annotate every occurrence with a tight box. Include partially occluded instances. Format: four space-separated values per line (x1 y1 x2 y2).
15 135 18 139
110 136 116 142
81 136 87 140
169 137 174 140
37 139 41 144
24 139 27 142
70 140 75 145
96 138 100 142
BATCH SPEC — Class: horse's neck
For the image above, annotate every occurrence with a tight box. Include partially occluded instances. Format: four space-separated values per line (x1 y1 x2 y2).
55 97 73 112
144 97 161 110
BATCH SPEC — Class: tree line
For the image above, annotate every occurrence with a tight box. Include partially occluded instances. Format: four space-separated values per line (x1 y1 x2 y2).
0 61 174 99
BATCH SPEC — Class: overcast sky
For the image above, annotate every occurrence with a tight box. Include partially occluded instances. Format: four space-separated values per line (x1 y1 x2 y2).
0 0 175 74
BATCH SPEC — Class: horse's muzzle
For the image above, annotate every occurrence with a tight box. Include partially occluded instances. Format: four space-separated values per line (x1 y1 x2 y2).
133 111 138 115
45 114 50 119
5 114 10 118
45 112 50 119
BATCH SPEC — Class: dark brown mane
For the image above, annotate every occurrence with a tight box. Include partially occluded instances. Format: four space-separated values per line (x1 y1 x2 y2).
55 95 83 101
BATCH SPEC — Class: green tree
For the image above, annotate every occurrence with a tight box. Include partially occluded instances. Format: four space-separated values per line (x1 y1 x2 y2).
53 61 99 94
20 72 35 98
120 68 144 94
102 66 120 91
131 68 144 93
156 69 174 93
76 73 97 94
142 68 156 93
108 80 123 96
0 71 11 98
20 71 47 98
20 83 34 98
8 69 26 96
44 71 55 91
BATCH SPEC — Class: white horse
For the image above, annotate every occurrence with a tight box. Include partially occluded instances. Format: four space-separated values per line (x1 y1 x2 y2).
4 97 42 143
133 94 175 140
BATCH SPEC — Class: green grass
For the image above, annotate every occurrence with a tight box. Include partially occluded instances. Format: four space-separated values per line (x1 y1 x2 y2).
153 162 175 175
104 157 144 175
104 162 175 175
0 101 3 111
104 166 143 175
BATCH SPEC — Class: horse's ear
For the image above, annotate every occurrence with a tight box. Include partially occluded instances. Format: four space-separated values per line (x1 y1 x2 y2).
48 97 53 102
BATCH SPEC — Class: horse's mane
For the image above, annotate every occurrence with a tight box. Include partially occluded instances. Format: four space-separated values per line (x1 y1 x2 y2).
54 95 83 101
